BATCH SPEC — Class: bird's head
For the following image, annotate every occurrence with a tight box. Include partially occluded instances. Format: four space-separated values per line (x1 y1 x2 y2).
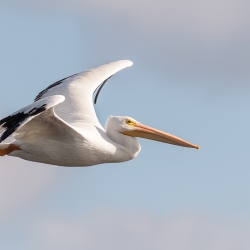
106 116 199 149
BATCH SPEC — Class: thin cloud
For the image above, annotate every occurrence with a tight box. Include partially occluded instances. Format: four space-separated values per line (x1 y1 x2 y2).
0 157 60 221
6 0 250 39
32 210 250 250
5 0 250 85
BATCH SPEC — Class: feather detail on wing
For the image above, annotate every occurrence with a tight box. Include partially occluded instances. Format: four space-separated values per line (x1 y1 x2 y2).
0 95 65 143
34 60 133 129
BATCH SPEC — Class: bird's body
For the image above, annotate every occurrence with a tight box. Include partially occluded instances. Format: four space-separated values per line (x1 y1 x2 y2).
0 60 199 167
11 118 140 166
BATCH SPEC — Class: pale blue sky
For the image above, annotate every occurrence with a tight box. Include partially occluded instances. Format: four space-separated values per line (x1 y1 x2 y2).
1 1 250 249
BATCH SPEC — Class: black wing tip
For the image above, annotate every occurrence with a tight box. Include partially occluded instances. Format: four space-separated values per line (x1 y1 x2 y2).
0 104 47 142
36 71 113 105
93 75 113 104
34 80 64 102
34 73 78 102
94 82 105 104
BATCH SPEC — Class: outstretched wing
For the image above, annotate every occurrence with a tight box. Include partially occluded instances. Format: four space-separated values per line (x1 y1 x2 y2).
34 60 133 129
0 95 65 143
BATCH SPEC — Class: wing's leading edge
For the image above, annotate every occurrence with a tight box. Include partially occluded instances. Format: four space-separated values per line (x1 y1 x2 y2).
35 60 133 129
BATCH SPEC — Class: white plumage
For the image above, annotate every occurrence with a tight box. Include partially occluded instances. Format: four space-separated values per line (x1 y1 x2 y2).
0 60 199 166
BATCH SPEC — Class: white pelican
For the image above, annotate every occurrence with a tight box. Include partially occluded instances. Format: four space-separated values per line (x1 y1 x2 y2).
0 60 199 166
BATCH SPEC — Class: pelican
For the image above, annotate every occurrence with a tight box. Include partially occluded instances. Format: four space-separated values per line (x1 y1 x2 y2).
0 60 199 166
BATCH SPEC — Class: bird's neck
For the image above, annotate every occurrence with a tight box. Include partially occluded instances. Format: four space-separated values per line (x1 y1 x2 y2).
106 129 141 162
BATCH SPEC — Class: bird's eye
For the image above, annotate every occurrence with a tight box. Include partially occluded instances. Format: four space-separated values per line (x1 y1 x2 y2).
126 119 134 126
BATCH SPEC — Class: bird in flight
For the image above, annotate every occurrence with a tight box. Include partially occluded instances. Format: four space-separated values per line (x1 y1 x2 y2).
0 60 199 166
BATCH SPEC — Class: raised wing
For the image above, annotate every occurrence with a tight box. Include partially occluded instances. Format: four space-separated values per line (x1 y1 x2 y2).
34 60 133 129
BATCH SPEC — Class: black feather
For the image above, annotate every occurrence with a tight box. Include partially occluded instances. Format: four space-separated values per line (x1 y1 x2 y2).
35 72 113 105
34 74 77 102
0 104 47 142
94 75 113 104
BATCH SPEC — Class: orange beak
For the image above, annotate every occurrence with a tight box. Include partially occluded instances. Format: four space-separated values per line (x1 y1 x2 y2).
122 122 199 149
